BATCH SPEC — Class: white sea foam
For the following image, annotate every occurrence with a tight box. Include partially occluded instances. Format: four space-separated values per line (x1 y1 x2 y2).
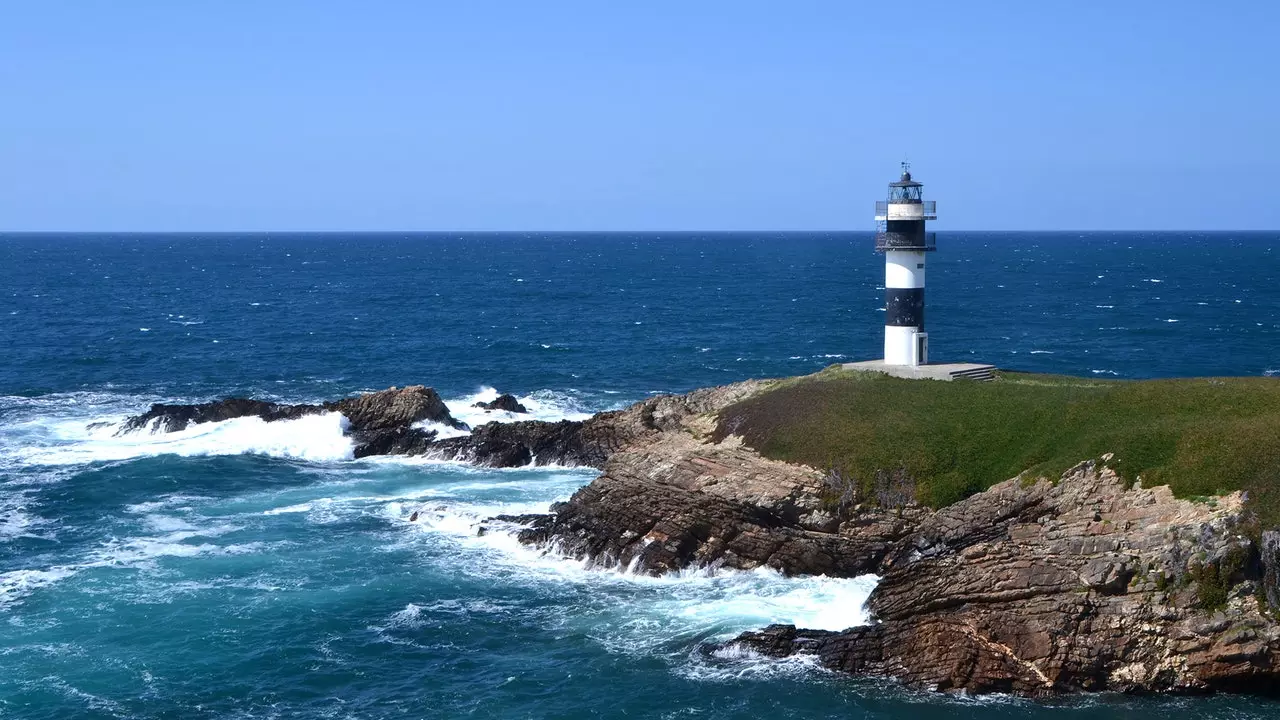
0 489 51 542
399 499 878 633
444 386 595 429
409 419 471 440
392 499 880 685
0 517 272 609
383 496 879 682
262 502 315 516
13 412 354 466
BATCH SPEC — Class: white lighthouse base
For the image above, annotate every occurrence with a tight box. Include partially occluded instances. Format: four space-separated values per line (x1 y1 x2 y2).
884 327 928 366
842 360 996 382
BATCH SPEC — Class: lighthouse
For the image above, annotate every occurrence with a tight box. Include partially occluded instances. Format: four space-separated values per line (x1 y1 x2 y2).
875 163 936 366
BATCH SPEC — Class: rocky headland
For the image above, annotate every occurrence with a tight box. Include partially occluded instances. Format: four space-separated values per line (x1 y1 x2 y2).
118 373 1280 697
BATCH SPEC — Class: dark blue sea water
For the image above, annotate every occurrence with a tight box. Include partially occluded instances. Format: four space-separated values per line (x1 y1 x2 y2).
0 231 1277 719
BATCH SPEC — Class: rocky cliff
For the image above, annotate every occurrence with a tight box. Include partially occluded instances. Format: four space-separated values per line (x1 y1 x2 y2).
728 461 1278 695
497 384 1280 696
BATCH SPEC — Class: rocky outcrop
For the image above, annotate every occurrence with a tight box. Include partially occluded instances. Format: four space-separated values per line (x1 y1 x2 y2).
472 394 529 414
117 398 322 434
112 379 772 469
426 380 773 469
720 461 1280 695
118 385 467 457
517 431 922 575
334 385 465 431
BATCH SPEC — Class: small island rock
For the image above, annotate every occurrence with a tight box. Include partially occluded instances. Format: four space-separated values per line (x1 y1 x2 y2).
472 394 529 414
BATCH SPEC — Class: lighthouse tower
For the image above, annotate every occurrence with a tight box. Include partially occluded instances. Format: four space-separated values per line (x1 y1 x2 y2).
875 163 936 366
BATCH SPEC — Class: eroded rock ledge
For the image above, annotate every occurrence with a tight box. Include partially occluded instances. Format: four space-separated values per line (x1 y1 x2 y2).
725 462 1279 695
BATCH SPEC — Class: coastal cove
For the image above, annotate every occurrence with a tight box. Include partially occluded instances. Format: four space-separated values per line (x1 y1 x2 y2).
2 232 1279 718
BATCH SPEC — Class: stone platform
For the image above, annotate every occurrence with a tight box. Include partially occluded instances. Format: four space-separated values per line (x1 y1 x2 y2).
841 360 996 381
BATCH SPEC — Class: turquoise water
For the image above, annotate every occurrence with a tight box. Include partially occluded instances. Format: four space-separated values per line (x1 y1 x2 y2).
1 232 1278 718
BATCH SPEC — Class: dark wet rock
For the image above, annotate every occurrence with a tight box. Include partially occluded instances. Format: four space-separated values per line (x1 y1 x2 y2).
428 382 770 469
116 385 466 458
331 385 466 432
428 420 604 468
116 398 322 435
333 386 466 456
715 624 837 658
472 393 529 414
1262 530 1280 614
349 426 439 459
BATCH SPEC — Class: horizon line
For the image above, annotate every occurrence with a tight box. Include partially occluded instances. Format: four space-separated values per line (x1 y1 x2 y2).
2 229 1277 235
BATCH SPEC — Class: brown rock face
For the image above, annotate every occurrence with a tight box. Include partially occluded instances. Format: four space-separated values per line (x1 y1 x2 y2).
725 462 1280 695
424 380 774 469
520 431 921 575
329 385 465 431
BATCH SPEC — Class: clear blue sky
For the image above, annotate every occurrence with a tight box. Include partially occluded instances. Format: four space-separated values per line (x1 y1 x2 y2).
1 1 1276 231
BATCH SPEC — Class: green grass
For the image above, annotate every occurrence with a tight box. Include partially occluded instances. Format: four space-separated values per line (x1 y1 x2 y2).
713 367 1280 526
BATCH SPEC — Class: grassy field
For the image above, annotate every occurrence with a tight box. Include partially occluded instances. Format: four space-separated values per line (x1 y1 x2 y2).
713 367 1280 526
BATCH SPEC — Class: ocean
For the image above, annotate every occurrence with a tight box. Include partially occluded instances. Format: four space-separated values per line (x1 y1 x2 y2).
0 231 1277 719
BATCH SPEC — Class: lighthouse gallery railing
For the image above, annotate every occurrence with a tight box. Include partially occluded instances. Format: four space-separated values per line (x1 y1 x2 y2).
875 231 937 252
874 200 937 218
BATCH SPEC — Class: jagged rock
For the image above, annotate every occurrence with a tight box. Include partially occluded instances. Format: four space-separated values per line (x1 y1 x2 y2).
429 420 594 467
1262 531 1280 614
330 386 467 455
115 385 465 457
472 394 529 414
428 380 772 469
519 431 922 575
117 385 463 437
715 462 1280 695
501 380 923 573
331 385 467 431
349 426 440 459
116 398 322 434
721 624 838 657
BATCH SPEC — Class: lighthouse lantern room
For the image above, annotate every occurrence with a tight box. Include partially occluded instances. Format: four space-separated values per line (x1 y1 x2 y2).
874 163 937 366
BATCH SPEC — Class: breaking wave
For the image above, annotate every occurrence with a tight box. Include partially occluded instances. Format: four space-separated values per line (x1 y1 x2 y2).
9 412 355 467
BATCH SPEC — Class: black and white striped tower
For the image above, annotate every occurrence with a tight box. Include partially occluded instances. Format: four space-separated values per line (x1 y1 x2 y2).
874 163 937 366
